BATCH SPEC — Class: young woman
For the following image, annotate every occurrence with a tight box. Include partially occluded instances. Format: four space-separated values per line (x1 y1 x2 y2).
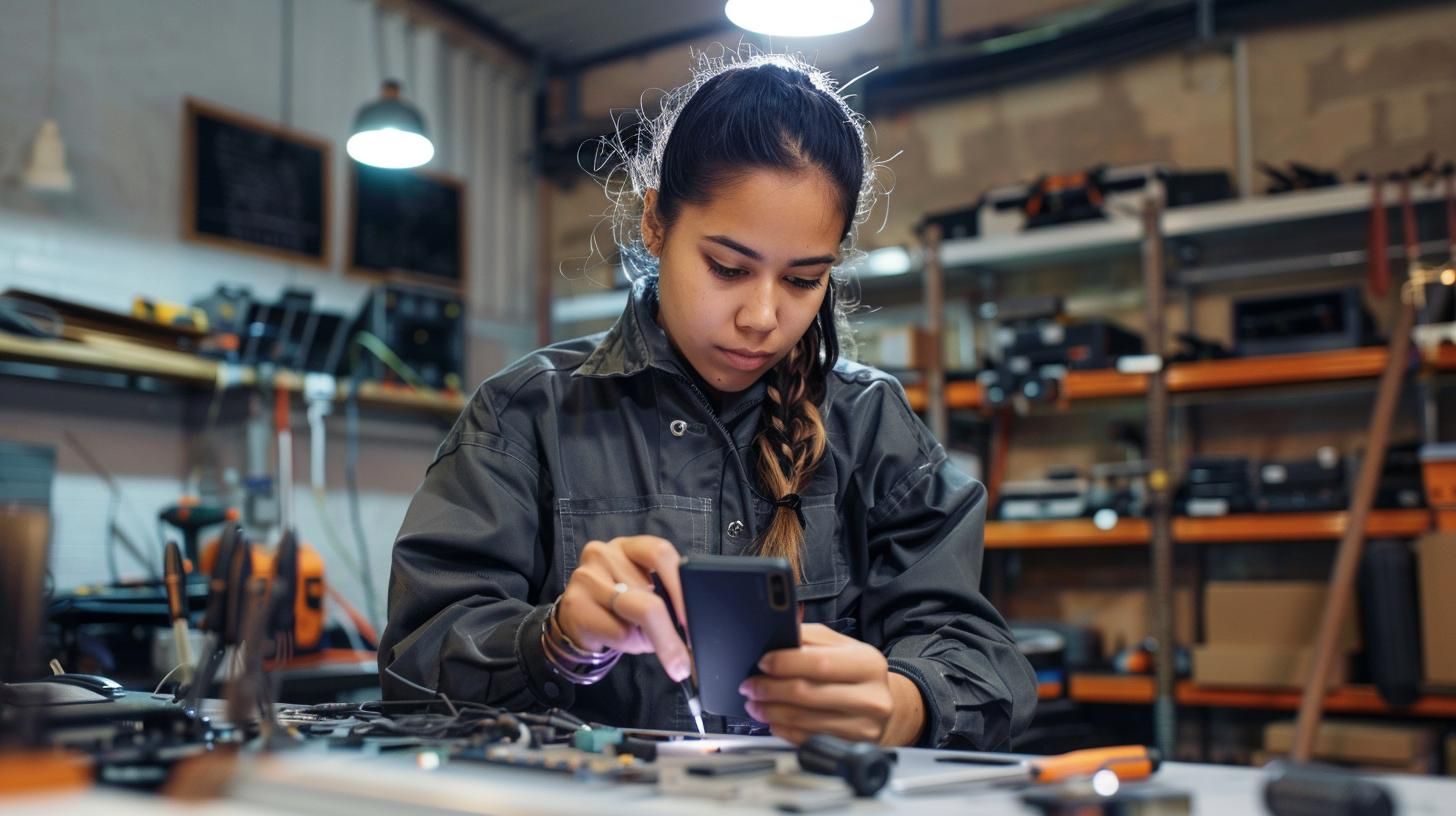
380 55 1036 749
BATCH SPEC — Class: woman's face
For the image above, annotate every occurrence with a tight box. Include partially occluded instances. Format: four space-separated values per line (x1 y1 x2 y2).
646 167 842 395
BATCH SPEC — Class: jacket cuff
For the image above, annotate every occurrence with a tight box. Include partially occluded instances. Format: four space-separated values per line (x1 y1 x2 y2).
887 658 944 748
514 602 578 709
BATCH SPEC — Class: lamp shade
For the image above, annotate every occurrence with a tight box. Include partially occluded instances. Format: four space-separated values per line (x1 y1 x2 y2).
725 0 874 37
23 118 73 193
347 80 434 169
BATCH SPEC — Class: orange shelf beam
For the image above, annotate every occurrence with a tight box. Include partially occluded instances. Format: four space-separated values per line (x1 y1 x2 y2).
1037 680 1064 700
1173 510 1432 543
899 347 1448 413
1068 674 1456 717
1069 674 1157 704
983 511 1429 550
1166 348 1390 393
1428 344 1456 371
1061 369 1148 400
985 519 1150 549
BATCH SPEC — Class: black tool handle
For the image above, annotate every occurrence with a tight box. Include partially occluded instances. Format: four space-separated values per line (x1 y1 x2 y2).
798 733 893 798
163 540 188 622
1263 760 1394 816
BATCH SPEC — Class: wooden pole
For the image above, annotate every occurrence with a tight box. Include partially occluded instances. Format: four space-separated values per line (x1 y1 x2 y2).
1291 297 1415 760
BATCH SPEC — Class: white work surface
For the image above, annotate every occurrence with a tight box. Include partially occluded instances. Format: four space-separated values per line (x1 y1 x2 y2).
6 735 1456 815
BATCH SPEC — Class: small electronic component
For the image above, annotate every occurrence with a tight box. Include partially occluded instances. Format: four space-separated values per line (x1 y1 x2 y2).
571 726 623 754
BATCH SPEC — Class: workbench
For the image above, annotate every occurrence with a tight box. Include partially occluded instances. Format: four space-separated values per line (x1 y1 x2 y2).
5 735 1454 815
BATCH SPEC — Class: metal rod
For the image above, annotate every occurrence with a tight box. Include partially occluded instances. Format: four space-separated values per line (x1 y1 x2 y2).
924 223 948 443
1233 36 1253 198
1142 193 1176 757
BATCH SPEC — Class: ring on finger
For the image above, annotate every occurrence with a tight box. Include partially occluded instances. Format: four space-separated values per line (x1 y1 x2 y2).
608 581 631 617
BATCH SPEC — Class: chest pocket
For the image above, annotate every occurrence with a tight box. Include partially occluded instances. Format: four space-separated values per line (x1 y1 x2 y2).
556 494 714 584
751 493 847 602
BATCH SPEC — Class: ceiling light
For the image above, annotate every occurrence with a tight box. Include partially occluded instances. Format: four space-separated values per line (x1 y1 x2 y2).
347 79 434 169
725 0 874 37
855 246 912 277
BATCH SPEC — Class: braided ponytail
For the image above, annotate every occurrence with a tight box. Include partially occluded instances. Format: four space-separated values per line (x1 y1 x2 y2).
754 291 839 580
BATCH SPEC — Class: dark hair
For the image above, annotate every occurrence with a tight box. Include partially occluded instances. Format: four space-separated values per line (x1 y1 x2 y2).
603 54 878 580
653 62 866 247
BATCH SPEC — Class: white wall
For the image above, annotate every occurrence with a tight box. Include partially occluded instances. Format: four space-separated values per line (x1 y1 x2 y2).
0 0 540 629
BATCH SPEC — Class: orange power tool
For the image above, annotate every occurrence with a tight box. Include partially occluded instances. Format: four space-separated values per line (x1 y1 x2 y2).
892 745 1161 795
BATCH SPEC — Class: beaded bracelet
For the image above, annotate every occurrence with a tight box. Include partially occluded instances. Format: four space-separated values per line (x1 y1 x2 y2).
540 598 621 685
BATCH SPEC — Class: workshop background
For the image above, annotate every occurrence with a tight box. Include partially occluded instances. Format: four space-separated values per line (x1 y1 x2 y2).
2 0 1455 774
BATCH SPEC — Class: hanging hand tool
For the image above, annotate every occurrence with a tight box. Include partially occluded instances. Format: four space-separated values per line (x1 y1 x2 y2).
892 745 1161 795
163 540 195 687
159 497 231 569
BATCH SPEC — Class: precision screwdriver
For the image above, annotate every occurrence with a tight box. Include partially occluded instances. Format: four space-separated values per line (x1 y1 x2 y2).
652 573 705 734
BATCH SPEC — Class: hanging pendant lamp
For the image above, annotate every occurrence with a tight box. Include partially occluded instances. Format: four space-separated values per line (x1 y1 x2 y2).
346 79 434 169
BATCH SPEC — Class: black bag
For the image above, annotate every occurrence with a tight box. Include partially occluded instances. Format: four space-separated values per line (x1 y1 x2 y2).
1358 539 1423 707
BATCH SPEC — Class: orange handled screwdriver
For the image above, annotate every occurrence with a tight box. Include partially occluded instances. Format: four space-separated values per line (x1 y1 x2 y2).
893 745 1160 795
1028 745 1160 784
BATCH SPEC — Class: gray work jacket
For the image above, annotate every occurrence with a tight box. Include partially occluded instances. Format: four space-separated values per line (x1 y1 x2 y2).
379 277 1036 749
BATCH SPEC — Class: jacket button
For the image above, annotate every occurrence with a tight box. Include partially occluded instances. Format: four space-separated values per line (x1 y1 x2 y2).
669 419 688 437
727 520 745 539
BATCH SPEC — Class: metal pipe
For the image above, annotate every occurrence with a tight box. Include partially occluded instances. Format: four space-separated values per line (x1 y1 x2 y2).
1233 36 1254 198
1142 193 1176 757
924 223 948 444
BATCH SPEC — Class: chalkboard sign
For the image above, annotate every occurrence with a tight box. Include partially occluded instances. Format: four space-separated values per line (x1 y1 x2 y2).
183 98 330 266
349 164 466 289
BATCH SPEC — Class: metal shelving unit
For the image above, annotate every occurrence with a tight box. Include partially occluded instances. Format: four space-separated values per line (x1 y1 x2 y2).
911 182 1454 758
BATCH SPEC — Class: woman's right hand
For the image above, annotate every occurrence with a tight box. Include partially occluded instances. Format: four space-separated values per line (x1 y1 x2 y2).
555 535 691 682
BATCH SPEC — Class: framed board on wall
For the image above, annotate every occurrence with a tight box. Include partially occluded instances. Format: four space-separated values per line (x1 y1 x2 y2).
182 97 331 266
348 163 466 291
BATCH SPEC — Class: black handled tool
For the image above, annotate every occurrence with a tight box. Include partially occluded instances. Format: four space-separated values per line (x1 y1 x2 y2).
797 733 893 798
1263 761 1393 816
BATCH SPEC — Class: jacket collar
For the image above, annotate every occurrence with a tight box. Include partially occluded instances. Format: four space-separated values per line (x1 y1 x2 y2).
576 276 679 380
576 276 767 422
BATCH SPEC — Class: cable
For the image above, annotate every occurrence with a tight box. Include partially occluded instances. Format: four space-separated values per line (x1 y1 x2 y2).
62 430 163 581
153 663 184 695
353 331 430 390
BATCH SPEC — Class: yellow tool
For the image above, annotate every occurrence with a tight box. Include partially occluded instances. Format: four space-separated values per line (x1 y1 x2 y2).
132 296 209 332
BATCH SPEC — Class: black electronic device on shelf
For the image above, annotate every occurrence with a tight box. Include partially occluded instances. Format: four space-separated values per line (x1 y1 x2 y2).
1175 456 1256 517
1232 287 1377 357
1372 443 1426 510
997 468 1090 521
1255 448 1349 513
918 202 981 240
979 297 1143 406
1088 460 1151 519
348 283 465 392
978 165 1235 235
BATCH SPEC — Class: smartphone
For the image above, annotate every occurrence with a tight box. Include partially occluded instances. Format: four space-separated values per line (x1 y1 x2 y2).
679 554 799 720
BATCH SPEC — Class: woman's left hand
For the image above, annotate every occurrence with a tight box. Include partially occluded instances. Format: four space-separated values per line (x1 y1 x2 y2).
740 623 926 746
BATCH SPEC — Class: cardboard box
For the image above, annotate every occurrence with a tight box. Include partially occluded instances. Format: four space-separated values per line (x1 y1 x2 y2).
1204 581 1359 650
1417 533 1456 687
1056 588 1197 660
1264 719 1436 767
1192 643 1347 688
